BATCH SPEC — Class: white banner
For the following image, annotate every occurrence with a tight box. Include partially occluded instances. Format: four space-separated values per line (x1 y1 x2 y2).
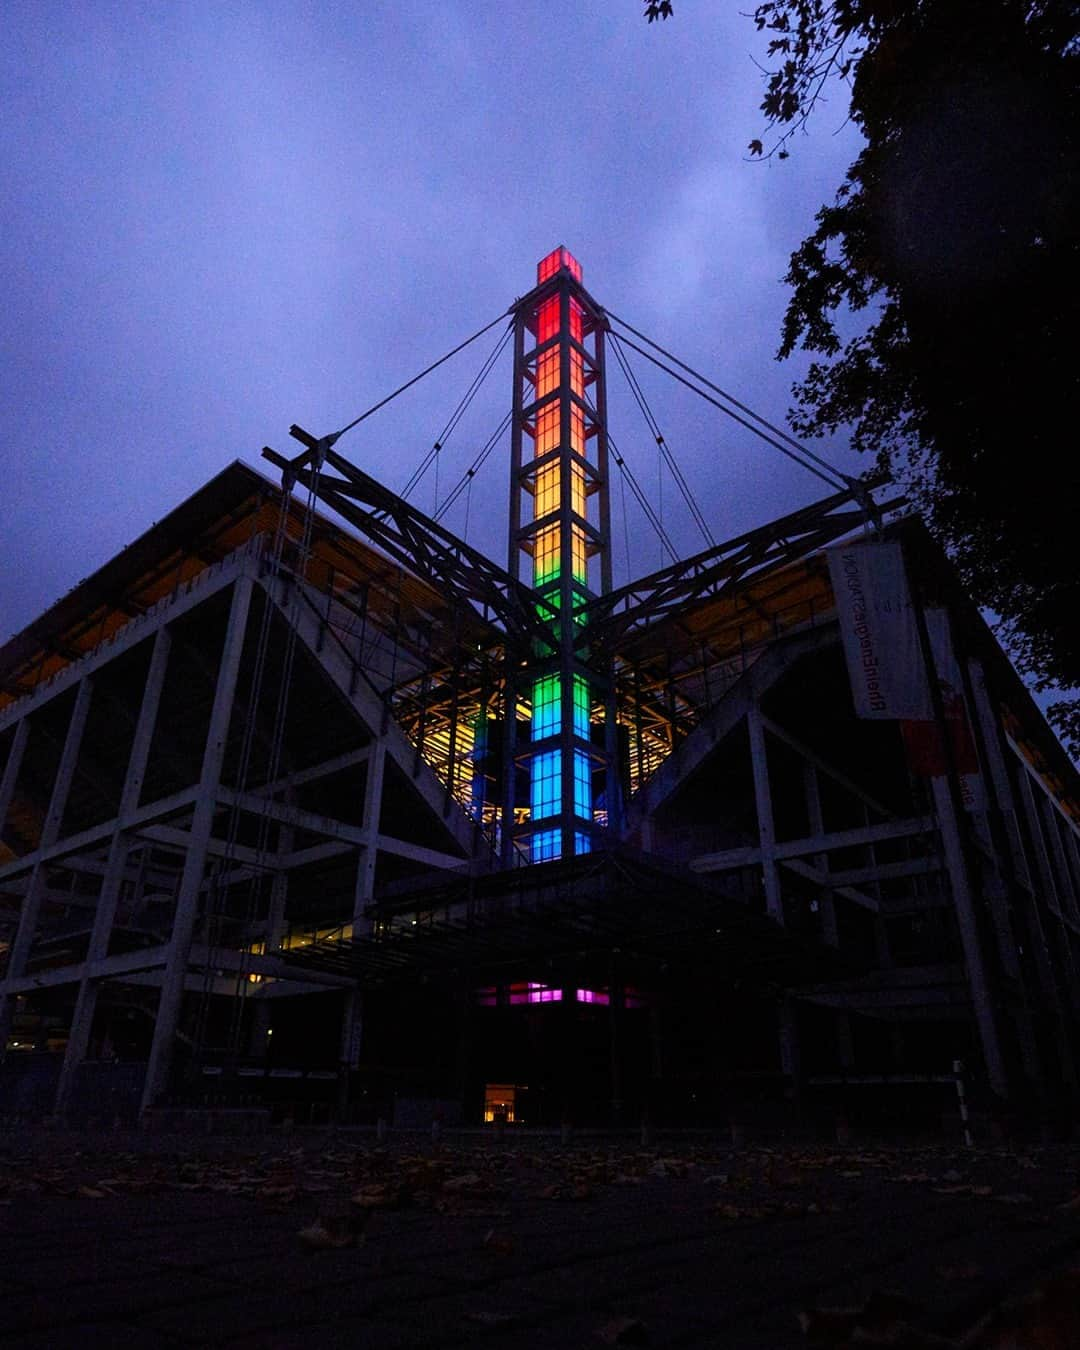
828 539 932 719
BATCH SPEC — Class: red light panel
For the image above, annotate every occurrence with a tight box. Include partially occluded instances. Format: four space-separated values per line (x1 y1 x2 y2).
537 246 582 285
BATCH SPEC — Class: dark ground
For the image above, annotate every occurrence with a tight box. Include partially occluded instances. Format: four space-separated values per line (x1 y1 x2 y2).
3 1127 1080 1348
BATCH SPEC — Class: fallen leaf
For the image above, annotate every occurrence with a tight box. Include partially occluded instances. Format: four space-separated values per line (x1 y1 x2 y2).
297 1222 354 1250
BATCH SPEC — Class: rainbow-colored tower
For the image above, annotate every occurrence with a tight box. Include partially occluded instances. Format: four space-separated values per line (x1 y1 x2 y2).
505 248 615 864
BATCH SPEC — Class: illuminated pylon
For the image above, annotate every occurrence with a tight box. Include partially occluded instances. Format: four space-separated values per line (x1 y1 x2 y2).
504 248 618 864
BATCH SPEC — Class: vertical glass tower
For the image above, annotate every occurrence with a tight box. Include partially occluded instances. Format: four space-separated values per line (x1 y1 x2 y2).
506 248 614 864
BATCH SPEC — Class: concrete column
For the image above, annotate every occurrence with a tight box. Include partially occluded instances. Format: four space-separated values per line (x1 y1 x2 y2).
352 740 386 936
968 660 1035 905
266 820 293 953
56 626 171 1114
931 774 1009 1098
747 706 782 922
1016 768 1080 1055
0 719 30 840
0 678 93 1051
803 762 838 946
966 659 1052 1087
1042 799 1080 925
140 576 253 1113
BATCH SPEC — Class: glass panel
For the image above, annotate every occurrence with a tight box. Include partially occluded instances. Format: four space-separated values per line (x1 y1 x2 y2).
536 348 559 399
573 748 592 820
535 463 560 519
531 751 561 819
572 675 590 740
571 461 586 517
535 402 559 458
534 525 560 587
530 827 561 862
532 675 560 741
570 525 587 583
537 295 560 344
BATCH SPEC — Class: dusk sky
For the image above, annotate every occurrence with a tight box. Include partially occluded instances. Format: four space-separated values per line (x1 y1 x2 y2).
1 2 870 641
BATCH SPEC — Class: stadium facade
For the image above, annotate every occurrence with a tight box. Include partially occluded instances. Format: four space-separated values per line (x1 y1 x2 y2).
2 250 1079 1131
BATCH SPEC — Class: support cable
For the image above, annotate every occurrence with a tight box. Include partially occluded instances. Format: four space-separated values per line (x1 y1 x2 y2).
604 313 849 492
434 410 513 522
609 334 715 548
398 326 513 504
329 312 511 446
607 429 680 563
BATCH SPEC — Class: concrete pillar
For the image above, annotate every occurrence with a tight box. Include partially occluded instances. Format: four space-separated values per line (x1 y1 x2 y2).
804 762 838 946
1016 768 1080 1068
56 626 171 1114
352 741 385 936
931 774 1009 1098
0 719 30 840
140 576 253 1113
0 678 93 1051
747 706 782 923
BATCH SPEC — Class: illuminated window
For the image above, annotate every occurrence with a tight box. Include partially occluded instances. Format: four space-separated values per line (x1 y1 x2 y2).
571 461 586 517
537 348 559 399
507 981 562 1005
576 988 610 1005
569 297 583 343
532 675 560 741
570 525 587 583
530 827 561 862
532 751 560 819
572 675 590 740
538 295 560 344
534 402 559 457
535 463 559 519
570 348 584 399
570 404 585 456
573 749 592 820
484 1083 517 1122
534 525 560 587
574 831 591 856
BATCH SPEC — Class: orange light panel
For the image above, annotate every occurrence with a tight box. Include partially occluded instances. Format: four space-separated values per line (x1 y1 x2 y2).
535 403 559 457
536 348 559 398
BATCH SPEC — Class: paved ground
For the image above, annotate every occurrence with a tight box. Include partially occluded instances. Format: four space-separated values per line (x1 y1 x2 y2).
2 1128 1080 1348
